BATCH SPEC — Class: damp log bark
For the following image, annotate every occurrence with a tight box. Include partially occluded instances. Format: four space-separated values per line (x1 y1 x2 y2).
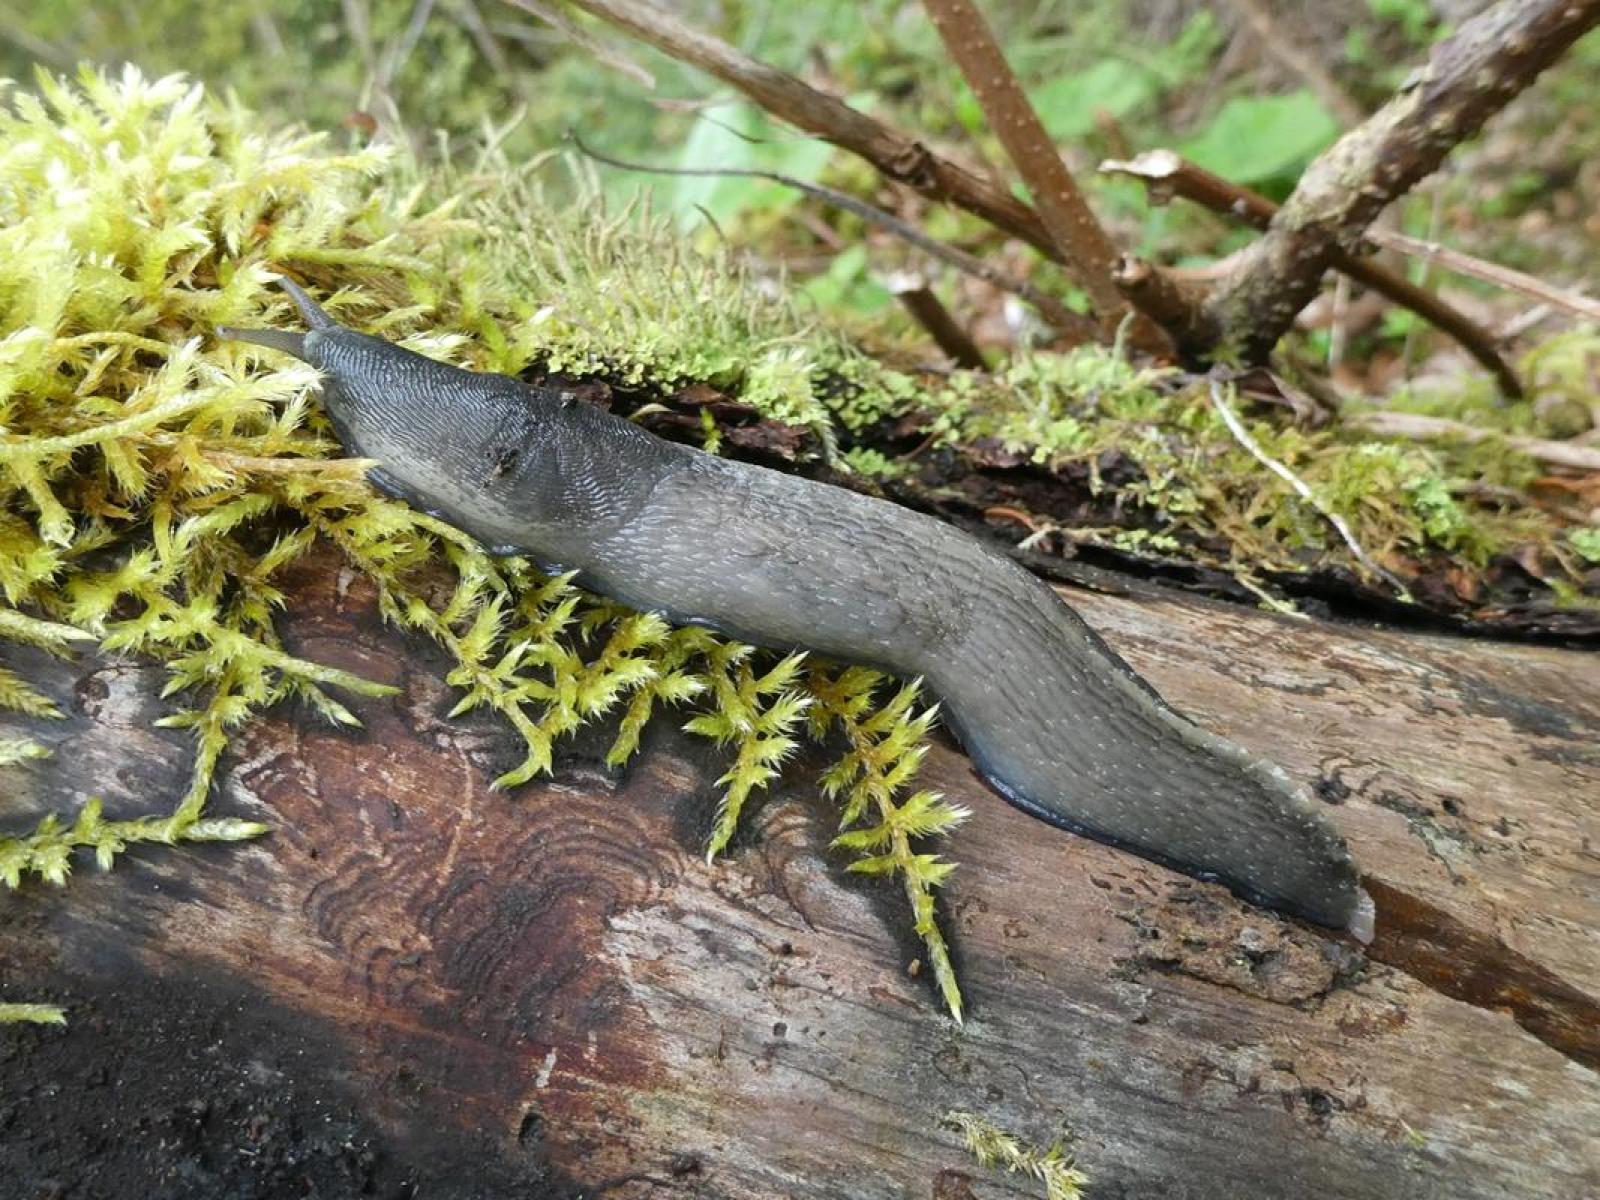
2 548 1598 1199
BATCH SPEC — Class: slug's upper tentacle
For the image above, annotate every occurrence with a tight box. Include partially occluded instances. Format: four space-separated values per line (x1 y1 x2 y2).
216 278 1371 940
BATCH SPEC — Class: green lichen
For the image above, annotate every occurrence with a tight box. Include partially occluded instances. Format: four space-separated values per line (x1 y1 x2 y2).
0 68 967 1020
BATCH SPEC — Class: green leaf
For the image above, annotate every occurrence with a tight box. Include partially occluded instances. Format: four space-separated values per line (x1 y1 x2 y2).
1180 90 1340 186
670 101 835 229
1029 60 1159 142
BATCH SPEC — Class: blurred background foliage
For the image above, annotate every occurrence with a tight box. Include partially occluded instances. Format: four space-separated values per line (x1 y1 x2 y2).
5 0 1596 342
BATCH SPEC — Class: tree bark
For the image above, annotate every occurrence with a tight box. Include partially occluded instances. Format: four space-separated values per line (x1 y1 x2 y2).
1202 0 1600 363
3 547 1597 1198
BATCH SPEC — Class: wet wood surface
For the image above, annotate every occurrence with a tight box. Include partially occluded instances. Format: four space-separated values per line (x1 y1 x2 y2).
3 553 1597 1199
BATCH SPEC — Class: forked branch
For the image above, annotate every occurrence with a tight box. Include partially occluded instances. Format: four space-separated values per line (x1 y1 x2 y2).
542 0 1065 264
1202 0 1600 363
1101 150 1523 396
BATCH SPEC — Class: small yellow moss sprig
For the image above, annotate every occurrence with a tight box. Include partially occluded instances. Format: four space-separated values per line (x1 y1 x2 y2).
942 1110 1089 1200
0 798 266 889
808 666 969 1020
686 646 813 859
0 1003 67 1026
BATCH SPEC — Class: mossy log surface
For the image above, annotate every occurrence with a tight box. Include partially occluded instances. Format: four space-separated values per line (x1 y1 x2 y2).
2 549 1598 1199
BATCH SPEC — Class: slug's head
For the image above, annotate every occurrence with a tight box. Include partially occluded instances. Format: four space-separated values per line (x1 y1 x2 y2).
215 276 483 465
216 276 343 367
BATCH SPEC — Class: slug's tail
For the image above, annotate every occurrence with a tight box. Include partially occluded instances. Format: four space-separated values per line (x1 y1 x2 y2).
931 561 1367 936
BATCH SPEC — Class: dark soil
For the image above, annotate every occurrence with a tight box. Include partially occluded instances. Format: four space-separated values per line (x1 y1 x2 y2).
0 955 579 1200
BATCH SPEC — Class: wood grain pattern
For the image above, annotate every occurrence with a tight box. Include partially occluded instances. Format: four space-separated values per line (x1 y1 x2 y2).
3 551 1597 1199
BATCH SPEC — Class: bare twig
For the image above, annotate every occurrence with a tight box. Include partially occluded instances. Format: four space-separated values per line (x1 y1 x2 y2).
510 0 656 88
543 0 1080 286
1112 257 1213 358
568 133 1096 341
1102 150 1524 396
0 14 78 70
248 12 288 58
1207 380 1411 596
447 0 513 74
377 0 438 93
340 0 378 74
886 273 987 370
918 0 1128 324
1347 410 1600 472
1365 229 1600 326
1221 0 1366 128
1201 0 1600 364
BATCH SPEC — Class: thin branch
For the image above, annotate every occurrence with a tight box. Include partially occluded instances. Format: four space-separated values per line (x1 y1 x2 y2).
542 0 1080 290
1346 410 1600 473
1201 0 1600 364
340 0 378 76
510 0 656 88
918 0 1127 324
377 0 438 93
1221 0 1366 128
1112 256 1213 358
568 133 1096 341
0 15 78 70
447 0 513 75
886 273 988 370
1365 229 1600 326
1207 380 1411 596
1102 150 1523 397
248 12 288 58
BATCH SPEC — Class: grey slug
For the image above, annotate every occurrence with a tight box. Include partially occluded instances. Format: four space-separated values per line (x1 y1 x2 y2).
220 278 1373 941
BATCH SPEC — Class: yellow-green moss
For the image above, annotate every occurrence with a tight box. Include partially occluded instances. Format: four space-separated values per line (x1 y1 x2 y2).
943 1110 1089 1200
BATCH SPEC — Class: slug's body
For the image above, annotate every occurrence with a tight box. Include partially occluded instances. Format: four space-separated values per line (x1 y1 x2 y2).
221 281 1371 938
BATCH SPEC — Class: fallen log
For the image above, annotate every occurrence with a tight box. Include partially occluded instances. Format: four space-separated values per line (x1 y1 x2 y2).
2 550 1597 1198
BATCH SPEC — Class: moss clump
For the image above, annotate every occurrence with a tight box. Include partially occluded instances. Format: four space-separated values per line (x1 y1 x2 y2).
881 340 1587 607
0 67 969 1018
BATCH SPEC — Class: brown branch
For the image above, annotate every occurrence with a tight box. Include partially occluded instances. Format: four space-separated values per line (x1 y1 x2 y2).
1112 257 1214 359
1347 410 1600 473
1200 0 1600 365
567 134 1096 342
1101 150 1524 397
543 0 1068 267
1221 0 1366 128
1365 229 1600 326
507 0 656 88
885 273 988 370
917 0 1127 323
